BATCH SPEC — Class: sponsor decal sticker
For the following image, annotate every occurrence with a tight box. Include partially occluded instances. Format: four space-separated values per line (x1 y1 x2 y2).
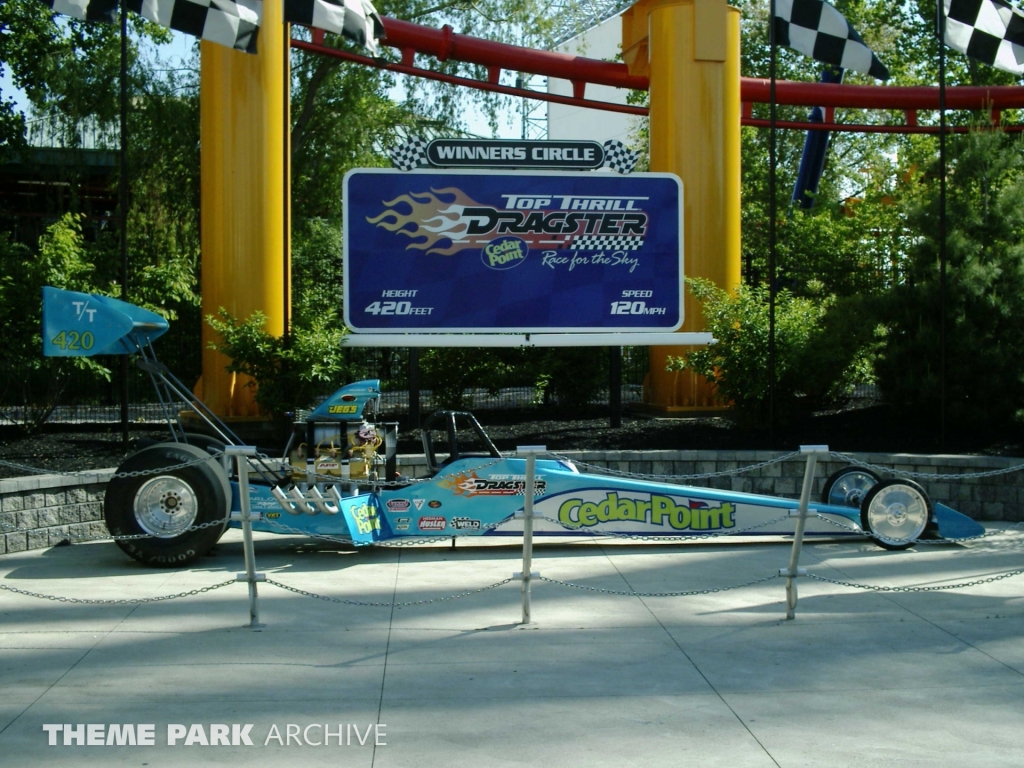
266 512 281 519
351 504 380 536
440 471 547 498
386 499 411 512
450 517 481 531
412 499 426 510
555 491 735 532
418 516 446 531
427 500 443 509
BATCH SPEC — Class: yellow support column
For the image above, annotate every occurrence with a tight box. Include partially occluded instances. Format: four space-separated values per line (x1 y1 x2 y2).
198 5 291 418
623 0 741 409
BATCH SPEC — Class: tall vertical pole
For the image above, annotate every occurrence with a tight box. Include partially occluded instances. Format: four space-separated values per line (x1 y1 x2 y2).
519 449 539 625
609 346 622 428
782 445 825 620
118 0 129 446
408 348 421 428
937 0 948 449
622 0 741 411
199 7 290 418
768 0 778 442
228 446 265 629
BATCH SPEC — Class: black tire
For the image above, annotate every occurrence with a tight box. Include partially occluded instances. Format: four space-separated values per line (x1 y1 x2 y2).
104 443 231 567
821 466 881 509
860 479 931 551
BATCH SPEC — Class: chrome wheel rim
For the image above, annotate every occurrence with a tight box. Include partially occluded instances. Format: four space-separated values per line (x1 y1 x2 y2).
133 475 199 538
827 471 877 508
866 485 928 546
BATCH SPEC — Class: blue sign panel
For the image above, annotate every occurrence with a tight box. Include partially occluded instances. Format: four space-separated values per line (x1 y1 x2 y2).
343 169 684 333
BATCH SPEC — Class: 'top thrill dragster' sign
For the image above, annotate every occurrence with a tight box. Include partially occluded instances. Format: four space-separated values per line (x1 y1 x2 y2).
343 169 684 333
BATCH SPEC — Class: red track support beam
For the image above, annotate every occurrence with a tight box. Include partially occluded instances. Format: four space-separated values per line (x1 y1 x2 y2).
292 15 1024 130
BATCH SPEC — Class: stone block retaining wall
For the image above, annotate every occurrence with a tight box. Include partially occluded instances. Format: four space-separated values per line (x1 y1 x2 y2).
3 452 1022 553
0 470 114 555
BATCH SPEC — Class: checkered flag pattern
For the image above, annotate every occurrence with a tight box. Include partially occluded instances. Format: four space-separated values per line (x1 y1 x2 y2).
284 0 385 55
602 140 639 174
42 0 117 23
570 235 645 251
944 0 1024 75
40 0 260 52
773 0 889 80
388 137 430 172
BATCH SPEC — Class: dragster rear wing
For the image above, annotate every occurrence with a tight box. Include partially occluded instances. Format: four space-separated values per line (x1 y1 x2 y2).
42 286 169 357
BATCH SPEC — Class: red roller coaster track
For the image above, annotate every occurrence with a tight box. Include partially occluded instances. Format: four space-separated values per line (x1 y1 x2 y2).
292 15 1024 133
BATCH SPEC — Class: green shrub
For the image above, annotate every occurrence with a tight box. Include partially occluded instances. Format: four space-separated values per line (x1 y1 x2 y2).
533 348 608 409
0 214 111 432
420 348 525 410
206 309 347 417
669 278 879 425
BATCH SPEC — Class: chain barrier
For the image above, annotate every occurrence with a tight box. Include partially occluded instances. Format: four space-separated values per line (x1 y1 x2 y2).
265 576 515 607
805 569 1024 593
0 452 222 481
830 451 1024 482
0 459 114 478
536 572 781 597
809 512 1024 545
0 579 237 604
545 450 802 482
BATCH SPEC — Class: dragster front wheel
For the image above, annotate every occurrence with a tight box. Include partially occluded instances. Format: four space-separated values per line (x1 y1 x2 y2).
104 443 231 567
860 479 931 551
822 466 881 509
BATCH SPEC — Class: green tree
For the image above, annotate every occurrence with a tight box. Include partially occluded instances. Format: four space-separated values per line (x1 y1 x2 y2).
876 127 1024 427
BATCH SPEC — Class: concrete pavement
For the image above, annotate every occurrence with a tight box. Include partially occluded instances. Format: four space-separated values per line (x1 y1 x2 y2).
2 526 1024 766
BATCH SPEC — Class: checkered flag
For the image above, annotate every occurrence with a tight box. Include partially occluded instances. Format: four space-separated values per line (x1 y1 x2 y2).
284 0 385 55
38 0 260 53
602 140 639 174
774 0 890 80
388 137 430 171
944 0 1024 75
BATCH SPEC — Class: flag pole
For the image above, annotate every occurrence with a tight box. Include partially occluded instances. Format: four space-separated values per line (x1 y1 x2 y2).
937 0 947 448
768 0 778 442
119 0 129 447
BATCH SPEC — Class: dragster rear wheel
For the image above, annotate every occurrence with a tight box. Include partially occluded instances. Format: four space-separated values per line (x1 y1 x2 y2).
822 466 880 509
860 479 931 551
104 443 231 567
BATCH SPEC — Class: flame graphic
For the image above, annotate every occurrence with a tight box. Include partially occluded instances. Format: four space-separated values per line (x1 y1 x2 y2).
366 187 483 256
438 470 479 496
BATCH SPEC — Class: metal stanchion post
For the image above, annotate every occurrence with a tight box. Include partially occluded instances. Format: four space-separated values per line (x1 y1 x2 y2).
226 446 266 629
781 445 827 620
515 445 545 625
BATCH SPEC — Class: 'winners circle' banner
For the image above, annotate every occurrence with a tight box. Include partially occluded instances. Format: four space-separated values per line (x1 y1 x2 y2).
343 169 684 333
